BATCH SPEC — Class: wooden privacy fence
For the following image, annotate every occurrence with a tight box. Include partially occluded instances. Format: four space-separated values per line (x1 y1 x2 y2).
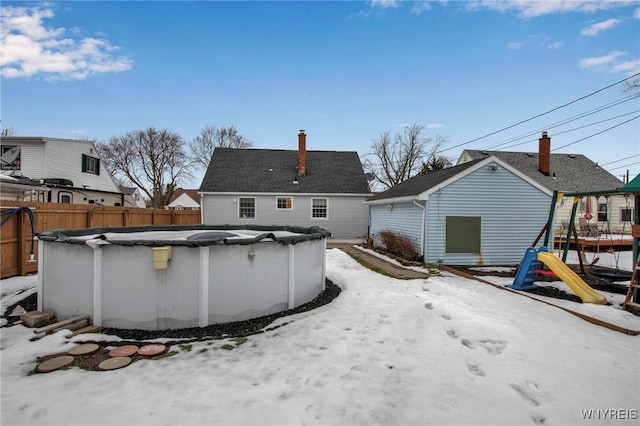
0 201 201 279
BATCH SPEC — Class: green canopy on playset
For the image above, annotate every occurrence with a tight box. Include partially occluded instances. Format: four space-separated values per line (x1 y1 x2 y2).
620 173 640 193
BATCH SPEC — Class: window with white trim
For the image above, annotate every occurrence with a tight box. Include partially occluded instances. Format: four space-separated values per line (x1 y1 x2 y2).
597 202 608 222
311 198 328 219
620 207 634 222
239 197 256 219
277 196 293 210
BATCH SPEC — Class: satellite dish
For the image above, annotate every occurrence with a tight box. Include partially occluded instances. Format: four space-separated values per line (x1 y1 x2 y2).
0 146 20 166
365 172 376 182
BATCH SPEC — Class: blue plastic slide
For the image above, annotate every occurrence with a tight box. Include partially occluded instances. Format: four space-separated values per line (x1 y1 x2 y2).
509 247 544 291
509 246 607 304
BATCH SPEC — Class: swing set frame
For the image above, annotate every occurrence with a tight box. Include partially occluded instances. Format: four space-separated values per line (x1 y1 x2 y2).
533 189 639 279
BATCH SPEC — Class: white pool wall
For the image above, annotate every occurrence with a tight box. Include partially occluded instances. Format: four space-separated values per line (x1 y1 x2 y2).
38 227 328 330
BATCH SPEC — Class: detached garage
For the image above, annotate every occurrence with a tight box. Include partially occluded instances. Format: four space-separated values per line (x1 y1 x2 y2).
366 156 552 266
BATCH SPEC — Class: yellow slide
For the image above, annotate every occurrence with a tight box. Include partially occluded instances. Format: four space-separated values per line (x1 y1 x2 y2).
537 252 607 305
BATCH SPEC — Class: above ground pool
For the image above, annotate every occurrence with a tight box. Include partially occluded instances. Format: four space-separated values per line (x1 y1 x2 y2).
37 225 331 330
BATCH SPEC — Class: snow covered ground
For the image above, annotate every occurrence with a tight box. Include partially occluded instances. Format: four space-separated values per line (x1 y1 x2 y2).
1 248 639 426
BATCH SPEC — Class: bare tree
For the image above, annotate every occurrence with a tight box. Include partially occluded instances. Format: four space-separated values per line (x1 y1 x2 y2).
190 125 253 170
420 149 452 175
364 124 448 190
98 127 193 209
1 127 16 137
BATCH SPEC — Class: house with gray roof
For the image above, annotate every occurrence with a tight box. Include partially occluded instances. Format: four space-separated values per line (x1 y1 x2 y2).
366 132 628 266
199 130 372 240
458 132 628 234
366 155 552 266
457 132 623 193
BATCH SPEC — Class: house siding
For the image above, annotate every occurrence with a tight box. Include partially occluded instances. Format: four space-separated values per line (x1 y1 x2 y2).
424 164 550 265
1 137 123 205
168 193 200 209
44 140 119 193
13 142 46 176
202 194 368 240
553 194 634 234
369 202 423 251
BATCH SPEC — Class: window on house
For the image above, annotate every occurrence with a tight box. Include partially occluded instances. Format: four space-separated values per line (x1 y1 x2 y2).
620 208 634 222
0 145 21 170
277 197 293 210
445 216 481 253
597 203 608 222
174 206 184 210
81 154 100 175
311 198 328 219
58 192 72 204
239 197 255 219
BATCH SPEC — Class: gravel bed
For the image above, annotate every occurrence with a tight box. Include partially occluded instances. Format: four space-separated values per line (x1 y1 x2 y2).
2 280 341 344
448 265 638 315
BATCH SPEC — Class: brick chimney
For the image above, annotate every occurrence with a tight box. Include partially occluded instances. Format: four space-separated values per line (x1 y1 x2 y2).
298 130 306 176
538 131 550 176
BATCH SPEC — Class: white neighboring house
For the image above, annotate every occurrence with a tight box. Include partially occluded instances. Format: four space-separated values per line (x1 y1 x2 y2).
166 189 200 210
0 137 124 205
121 186 147 208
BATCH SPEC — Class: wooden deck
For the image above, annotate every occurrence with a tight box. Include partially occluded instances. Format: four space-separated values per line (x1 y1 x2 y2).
553 235 634 251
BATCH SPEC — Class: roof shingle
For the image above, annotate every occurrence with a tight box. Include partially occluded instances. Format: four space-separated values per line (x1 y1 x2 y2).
199 148 371 194
459 150 623 192
367 160 483 201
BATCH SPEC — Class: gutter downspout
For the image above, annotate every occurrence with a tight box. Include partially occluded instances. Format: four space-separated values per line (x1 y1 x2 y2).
413 199 425 258
199 193 204 224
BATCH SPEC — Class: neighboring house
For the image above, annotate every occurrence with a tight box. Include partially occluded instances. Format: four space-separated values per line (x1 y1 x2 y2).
0 137 124 205
457 132 628 234
366 156 552 266
366 132 627 266
121 186 147 208
199 130 372 240
167 188 200 210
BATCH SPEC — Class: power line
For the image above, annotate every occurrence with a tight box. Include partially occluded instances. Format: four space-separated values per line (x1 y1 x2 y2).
599 154 640 167
482 94 639 151
439 72 640 154
606 161 640 172
494 109 640 151
551 114 640 151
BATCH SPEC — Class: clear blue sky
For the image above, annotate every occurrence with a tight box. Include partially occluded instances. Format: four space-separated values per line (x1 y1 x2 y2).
2 1 639 185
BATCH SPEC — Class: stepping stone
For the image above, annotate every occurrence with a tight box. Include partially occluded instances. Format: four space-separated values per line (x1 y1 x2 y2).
98 357 132 371
36 355 74 373
138 344 166 357
68 343 100 356
109 345 138 358
67 325 102 338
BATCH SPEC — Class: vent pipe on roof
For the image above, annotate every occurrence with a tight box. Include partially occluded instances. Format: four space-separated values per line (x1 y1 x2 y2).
538 131 551 176
298 130 306 176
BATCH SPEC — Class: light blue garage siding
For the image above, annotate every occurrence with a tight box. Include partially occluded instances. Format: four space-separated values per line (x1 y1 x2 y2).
369 202 423 252
424 164 550 265
201 194 369 240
